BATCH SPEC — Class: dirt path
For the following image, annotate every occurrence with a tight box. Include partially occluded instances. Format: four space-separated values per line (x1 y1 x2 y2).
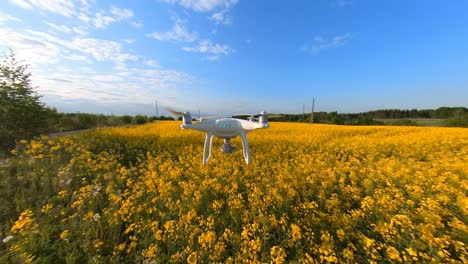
48 129 92 137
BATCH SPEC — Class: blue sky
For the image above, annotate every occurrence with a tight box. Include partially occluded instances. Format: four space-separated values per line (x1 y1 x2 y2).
1 0 467 116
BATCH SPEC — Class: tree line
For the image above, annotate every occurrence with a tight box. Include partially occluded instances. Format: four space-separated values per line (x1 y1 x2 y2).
272 107 467 126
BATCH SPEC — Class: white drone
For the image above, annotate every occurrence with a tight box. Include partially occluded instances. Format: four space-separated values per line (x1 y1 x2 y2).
167 109 279 165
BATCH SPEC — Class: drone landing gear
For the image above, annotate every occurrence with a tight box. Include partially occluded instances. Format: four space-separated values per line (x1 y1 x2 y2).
220 139 236 154
202 133 251 165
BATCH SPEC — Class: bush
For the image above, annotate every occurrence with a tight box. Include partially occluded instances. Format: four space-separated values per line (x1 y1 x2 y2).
132 115 148 125
443 114 468 127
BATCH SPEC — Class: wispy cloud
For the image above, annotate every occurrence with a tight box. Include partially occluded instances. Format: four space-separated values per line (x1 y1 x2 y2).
92 7 134 29
92 12 116 28
8 0 76 17
144 59 159 67
45 22 72 33
77 12 91 23
183 39 232 60
160 0 238 12
0 12 21 25
146 18 198 42
131 21 144 28
302 33 354 54
110 6 133 20
210 10 232 25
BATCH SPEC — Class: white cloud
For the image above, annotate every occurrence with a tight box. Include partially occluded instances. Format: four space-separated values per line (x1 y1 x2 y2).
147 18 198 42
78 0 93 11
144 59 159 67
160 0 238 12
92 6 134 29
70 38 120 61
77 12 90 23
131 21 143 28
110 6 133 20
210 10 231 25
0 12 21 25
93 12 116 28
32 65 195 109
183 39 232 60
62 53 89 62
8 0 33 9
303 33 354 54
2 26 138 70
0 28 62 66
8 0 76 17
72 27 88 36
45 22 72 33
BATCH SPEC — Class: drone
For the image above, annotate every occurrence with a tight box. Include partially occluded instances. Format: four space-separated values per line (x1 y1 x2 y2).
167 108 280 165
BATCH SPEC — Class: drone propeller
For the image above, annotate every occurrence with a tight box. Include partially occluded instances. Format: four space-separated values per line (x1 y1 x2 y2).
232 113 284 119
166 108 185 116
232 114 257 119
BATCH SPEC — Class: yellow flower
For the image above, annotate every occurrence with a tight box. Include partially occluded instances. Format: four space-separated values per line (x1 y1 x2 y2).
95 240 104 249
59 230 69 241
291 223 302 241
386 246 402 262
11 210 35 234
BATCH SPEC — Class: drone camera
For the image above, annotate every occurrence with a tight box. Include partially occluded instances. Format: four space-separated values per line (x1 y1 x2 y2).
220 139 236 154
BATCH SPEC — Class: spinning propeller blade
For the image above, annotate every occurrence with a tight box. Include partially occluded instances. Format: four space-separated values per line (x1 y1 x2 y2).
232 114 257 119
233 113 283 119
166 108 185 116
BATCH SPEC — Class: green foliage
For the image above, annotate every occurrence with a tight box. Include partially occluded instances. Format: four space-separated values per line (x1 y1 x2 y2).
0 50 49 152
149 115 174 121
47 113 127 132
121 115 133 125
366 107 467 119
132 115 148 125
443 113 468 127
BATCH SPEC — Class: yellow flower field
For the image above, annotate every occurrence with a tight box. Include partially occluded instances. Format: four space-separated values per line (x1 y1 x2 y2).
1 121 467 263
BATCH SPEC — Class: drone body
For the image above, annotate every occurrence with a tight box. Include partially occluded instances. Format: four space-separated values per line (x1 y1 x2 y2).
169 109 274 164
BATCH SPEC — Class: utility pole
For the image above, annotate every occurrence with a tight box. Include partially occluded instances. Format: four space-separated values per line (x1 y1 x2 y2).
303 104 305 120
310 97 315 124
155 100 158 118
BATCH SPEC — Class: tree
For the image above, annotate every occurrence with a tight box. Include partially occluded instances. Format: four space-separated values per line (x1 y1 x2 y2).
0 50 49 152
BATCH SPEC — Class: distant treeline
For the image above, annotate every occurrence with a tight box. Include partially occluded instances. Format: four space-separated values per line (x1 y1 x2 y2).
27 106 468 132
273 107 468 127
364 107 467 119
46 109 175 132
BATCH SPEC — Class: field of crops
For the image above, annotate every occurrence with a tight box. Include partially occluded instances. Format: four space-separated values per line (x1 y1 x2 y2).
1 121 467 263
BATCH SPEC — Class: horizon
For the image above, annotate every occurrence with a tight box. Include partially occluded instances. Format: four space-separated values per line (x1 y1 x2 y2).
1 0 467 117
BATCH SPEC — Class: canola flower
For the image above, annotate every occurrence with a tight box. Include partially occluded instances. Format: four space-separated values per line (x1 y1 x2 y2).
0 121 467 263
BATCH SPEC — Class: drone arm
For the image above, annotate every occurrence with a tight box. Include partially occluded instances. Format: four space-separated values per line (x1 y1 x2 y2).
240 131 250 164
